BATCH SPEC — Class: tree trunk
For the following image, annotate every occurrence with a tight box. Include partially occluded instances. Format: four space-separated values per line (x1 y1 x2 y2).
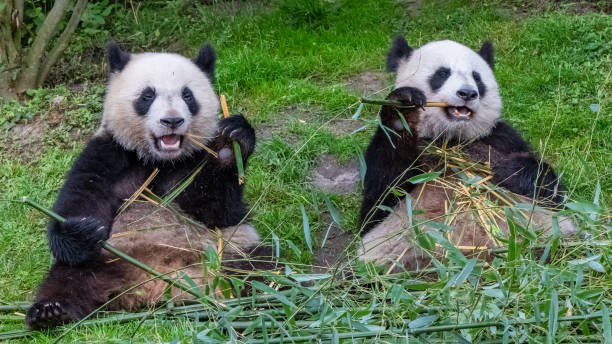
0 0 89 100
0 0 21 99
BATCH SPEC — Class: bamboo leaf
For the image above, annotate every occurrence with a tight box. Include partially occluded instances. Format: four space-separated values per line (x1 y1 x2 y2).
352 102 364 119
377 116 396 149
251 281 296 309
409 315 438 329
300 204 312 253
161 162 206 207
408 171 442 184
324 195 341 226
546 289 559 344
405 194 413 227
453 258 477 287
603 305 611 344
321 222 333 249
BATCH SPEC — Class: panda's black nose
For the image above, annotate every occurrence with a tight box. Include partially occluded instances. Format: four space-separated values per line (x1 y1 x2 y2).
457 88 478 101
160 117 184 129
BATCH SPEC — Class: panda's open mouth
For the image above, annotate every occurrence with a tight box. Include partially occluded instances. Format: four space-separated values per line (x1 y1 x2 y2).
445 106 473 120
155 134 183 151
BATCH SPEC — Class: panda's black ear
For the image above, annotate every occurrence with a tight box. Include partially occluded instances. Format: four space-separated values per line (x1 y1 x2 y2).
107 42 130 73
194 44 216 82
386 36 413 73
478 41 494 70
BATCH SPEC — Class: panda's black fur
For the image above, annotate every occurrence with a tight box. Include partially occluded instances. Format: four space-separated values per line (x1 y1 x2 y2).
26 43 274 330
358 37 576 270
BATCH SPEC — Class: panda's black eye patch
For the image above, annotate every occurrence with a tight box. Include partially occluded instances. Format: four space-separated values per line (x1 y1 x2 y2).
429 67 451 92
472 71 487 98
134 87 156 116
182 87 200 115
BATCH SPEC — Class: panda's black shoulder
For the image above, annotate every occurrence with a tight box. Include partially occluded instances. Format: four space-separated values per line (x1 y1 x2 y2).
478 120 531 154
66 135 137 177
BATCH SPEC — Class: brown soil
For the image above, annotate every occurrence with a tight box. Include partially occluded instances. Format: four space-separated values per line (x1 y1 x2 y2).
499 0 610 17
312 214 355 274
312 154 360 194
345 71 392 96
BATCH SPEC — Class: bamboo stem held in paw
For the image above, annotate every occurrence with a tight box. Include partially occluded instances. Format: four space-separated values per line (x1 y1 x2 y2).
359 97 447 108
220 94 245 185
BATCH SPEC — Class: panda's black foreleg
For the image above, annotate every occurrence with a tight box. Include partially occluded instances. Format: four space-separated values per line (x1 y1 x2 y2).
493 152 565 209
359 87 425 234
177 114 256 228
48 137 133 267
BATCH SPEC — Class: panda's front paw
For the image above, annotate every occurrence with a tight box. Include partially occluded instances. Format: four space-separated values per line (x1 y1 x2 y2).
49 217 109 266
26 300 82 330
216 115 256 164
387 87 427 108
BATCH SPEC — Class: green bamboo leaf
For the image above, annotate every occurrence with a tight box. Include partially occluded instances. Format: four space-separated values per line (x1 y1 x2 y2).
286 239 301 258
300 204 312 253
356 145 367 186
453 258 477 287
427 231 466 265
378 116 396 149
251 281 296 309
408 171 442 184
409 315 438 329
179 272 204 298
261 315 269 344
603 305 611 344
352 102 364 119
546 289 558 344
321 222 333 248
271 232 280 261
233 141 245 182
405 194 413 227
324 195 341 226
566 201 600 214
394 108 412 135
160 162 205 207
588 260 605 273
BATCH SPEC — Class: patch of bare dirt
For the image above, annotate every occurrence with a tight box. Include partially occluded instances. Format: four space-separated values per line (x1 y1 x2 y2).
8 117 47 162
255 105 320 145
312 216 354 273
345 71 392 96
498 0 610 18
400 0 424 13
327 118 367 136
312 154 360 194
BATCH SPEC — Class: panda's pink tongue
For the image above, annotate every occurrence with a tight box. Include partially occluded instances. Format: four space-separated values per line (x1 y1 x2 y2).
160 134 180 149
162 134 178 145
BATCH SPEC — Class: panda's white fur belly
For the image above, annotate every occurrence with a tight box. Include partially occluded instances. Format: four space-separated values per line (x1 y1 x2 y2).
359 179 577 271
103 202 259 309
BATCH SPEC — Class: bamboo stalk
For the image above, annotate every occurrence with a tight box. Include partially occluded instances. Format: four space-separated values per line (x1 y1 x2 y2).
186 135 219 159
220 94 245 185
359 97 447 108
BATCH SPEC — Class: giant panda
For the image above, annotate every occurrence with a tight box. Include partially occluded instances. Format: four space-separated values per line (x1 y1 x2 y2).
358 38 577 271
26 43 275 329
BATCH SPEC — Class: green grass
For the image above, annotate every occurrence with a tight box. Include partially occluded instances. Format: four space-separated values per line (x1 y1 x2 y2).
0 0 610 342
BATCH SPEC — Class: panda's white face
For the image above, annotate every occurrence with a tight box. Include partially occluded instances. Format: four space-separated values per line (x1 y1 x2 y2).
393 40 502 140
100 48 219 162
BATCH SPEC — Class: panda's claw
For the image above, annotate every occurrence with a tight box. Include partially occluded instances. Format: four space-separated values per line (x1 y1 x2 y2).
388 86 427 108
26 300 78 330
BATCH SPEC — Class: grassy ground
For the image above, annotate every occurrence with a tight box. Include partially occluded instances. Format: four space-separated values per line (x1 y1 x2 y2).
0 0 610 342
